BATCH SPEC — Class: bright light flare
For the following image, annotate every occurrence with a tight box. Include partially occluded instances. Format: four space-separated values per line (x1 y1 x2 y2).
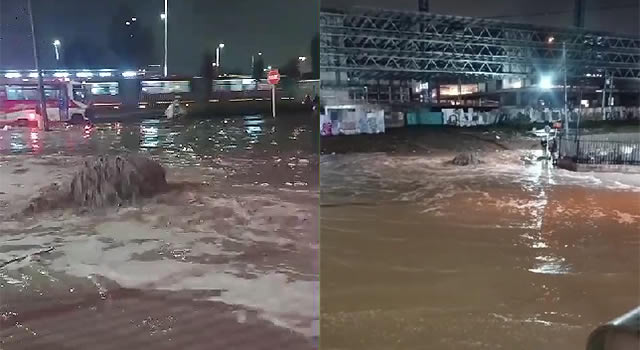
539 75 553 89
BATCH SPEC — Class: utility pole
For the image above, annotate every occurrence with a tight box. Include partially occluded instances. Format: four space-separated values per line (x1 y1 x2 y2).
607 74 614 114
27 0 49 131
601 70 607 120
563 41 568 134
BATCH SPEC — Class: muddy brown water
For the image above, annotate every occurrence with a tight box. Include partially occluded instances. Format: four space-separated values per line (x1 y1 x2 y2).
0 113 318 349
321 149 639 350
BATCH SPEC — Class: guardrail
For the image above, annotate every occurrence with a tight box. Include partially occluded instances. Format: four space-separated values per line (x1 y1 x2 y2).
559 136 640 166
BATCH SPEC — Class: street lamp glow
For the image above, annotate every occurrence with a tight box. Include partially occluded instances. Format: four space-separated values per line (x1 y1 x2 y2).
131 17 137 21
547 36 555 43
52 40 61 62
125 21 131 26
539 75 553 89
258 52 262 56
298 56 307 61
216 43 225 72
160 13 166 20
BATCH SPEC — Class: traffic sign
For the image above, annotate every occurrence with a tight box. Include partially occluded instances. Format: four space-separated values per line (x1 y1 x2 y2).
267 69 280 85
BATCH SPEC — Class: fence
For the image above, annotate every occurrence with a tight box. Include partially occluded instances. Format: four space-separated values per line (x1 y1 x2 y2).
559 136 640 165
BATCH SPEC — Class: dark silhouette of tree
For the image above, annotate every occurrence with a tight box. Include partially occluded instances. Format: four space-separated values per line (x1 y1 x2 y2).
108 4 155 69
310 33 320 79
200 50 214 98
63 38 107 69
280 57 301 80
252 55 264 80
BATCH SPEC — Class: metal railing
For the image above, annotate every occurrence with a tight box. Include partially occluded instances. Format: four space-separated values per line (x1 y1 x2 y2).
559 136 640 166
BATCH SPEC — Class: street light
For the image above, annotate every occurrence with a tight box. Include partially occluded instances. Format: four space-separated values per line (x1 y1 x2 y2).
216 43 224 72
539 75 553 89
298 56 307 61
52 39 61 62
161 0 168 77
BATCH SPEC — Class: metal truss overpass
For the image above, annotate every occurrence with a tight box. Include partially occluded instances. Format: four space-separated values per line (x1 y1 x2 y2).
320 7 640 85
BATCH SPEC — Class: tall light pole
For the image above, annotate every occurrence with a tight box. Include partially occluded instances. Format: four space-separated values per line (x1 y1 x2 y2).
53 39 61 62
216 43 225 74
563 41 568 135
27 0 49 131
162 0 168 77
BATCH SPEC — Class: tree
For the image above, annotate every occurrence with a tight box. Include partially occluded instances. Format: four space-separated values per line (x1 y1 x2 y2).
252 55 264 80
280 57 301 80
108 4 155 69
310 33 320 79
63 38 107 69
200 50 214 99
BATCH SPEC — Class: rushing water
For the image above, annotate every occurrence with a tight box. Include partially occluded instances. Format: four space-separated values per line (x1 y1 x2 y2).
321 151 639 350
0 114 319 350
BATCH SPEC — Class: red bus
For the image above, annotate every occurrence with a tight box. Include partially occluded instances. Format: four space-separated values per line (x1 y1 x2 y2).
0 79 88 128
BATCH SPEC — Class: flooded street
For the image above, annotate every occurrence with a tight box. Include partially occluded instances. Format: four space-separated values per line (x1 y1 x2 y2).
321 136 639 350
0 114 318 349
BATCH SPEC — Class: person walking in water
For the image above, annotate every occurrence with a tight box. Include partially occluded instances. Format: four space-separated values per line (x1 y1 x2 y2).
165 96 186 119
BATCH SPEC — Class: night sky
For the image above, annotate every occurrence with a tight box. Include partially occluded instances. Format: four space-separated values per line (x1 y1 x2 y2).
0 0 319 75
1 0 637 75
323 0 639 35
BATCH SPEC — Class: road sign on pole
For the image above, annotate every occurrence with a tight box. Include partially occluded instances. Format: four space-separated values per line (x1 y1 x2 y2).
267 69 280 117
267 69 280 85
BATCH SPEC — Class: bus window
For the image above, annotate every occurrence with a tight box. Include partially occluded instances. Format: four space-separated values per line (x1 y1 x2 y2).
5 86 60 100
141 80 190 94
88 82 119 96
73 85 87 103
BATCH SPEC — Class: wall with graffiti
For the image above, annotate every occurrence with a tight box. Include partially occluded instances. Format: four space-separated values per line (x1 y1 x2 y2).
437 106 640 127
320 106 385 136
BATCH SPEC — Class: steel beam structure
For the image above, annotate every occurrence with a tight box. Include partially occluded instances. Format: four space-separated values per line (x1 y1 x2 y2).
320 7 640 85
